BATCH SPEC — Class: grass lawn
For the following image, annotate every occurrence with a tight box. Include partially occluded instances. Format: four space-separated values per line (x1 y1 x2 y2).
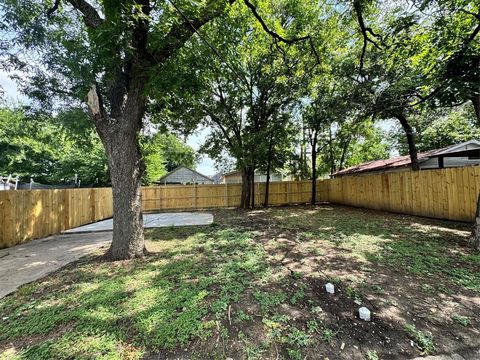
1 205 479 359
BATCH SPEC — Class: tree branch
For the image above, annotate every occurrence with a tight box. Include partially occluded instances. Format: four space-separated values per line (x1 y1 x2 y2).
65 0 103 28
46 0 61 18
151 0 236 65
353 0 382 72
243 0 320 65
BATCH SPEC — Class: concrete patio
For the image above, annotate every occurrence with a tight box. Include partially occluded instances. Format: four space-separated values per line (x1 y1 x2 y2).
64 212 214 233
0 212 214 298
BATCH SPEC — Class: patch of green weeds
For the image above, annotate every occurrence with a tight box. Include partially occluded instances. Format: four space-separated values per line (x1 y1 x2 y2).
270 314 289 323
371 285 385 294
404 323 436 355
287 348 303 360
451 314 471 327
245 345 264 360
306 319 320 334
297 232 316 242
446 268 480 292
286 328 310 347
366 350 379 360
381 299 397 307
291 271 303 280
329 277 342 285
421 284 435 294
436 283 453 295
253 291 287 313
346 287 362 302
290 284 306 305
321 327 337 343
236 310 253 322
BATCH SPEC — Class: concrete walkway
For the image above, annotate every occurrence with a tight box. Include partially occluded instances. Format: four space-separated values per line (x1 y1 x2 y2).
64 212 214 233
0 232 112 299
0 212 214 299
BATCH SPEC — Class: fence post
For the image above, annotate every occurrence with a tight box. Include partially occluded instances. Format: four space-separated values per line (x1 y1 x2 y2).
225 182 228 207
287 181 290 205
90 188 96 222
193 182 197 209
163 181 167 210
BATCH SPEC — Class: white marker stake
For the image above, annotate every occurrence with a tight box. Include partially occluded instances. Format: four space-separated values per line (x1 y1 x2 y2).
325 283 335 294
359 307 371 321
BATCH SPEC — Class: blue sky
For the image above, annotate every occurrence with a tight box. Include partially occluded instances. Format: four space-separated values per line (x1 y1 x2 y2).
185 128 217 176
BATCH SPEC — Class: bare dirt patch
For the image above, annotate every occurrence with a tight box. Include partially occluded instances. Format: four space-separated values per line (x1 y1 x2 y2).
1 205 479 360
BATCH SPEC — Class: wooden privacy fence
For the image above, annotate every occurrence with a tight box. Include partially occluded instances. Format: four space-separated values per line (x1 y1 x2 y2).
141 181 314 211
0 181 312 248
0 188 113 248
0 166 478 248
321 166 480 223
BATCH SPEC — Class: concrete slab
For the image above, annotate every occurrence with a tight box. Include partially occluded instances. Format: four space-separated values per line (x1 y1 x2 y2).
0 232 112 299
64 212 214 233
0 212 214 299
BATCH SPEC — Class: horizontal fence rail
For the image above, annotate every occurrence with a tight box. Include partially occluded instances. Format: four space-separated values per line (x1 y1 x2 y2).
0 166 478 248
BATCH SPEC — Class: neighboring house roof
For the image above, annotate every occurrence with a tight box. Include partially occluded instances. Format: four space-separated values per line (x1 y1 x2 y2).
332 140 480 177
157 166 213 183
222 170 242 177
211 173 224 184
222 170 285 177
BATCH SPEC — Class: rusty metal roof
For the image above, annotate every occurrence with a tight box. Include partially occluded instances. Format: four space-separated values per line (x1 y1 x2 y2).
332 140 480 177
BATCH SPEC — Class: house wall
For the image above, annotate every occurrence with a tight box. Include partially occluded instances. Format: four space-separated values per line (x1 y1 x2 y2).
162 167 212 184
334 156 480 178
419 156 480 169
223 172 284 183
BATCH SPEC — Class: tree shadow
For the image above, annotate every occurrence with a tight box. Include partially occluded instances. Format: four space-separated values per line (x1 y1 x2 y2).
1 205 479 360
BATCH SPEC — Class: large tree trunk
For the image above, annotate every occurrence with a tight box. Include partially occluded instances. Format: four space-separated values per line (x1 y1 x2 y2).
106 129 146 259
471 95 480 127
311 132 317 205
328 126 336 174
338 138 351 171
396 112 419 171
88 78 147 260
471 193 480 251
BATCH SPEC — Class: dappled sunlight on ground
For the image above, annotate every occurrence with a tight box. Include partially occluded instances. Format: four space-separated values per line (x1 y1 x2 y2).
1 205 479 359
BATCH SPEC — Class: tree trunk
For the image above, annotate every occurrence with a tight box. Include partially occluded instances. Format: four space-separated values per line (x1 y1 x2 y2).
240 166 253 209
250 167 255 208
89 79 147 260
471 193 480 251
396 112 419 171
328 126 336 174
338 138 351 171
471 95 480 127
264 136 274 207
311 132 317 205
264 160 272 207
105 129 146 260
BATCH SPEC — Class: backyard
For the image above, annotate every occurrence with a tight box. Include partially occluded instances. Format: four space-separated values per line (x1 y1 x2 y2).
0 205 479 360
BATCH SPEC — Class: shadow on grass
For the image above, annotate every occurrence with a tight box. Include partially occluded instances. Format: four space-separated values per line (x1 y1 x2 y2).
1 205 479 360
